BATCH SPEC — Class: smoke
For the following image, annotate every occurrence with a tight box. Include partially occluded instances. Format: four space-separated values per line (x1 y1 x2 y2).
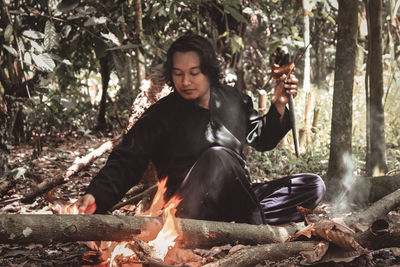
332 152 356 213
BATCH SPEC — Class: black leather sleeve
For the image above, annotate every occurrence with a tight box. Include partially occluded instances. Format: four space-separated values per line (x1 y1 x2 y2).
245 98 291 151
85 112 161 214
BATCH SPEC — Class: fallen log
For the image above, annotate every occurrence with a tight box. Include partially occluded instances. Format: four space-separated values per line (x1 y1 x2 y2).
204 220 400 267
202 241 319 267
355 221 400 250
345 187 400 227
0 214 303 247
353 174 400 203
21 79 171 203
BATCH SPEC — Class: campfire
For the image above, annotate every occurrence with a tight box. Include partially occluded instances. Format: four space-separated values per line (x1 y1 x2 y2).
62 177 198 266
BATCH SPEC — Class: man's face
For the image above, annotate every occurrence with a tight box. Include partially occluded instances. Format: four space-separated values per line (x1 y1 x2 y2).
172 51 211 109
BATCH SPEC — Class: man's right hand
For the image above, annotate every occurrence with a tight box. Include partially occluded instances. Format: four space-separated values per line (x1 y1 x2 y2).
73 194 97 214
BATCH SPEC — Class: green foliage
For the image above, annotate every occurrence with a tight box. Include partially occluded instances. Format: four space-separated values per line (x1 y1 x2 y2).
0 0 399 178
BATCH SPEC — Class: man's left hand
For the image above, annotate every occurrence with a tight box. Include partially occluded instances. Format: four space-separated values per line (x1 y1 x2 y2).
271 71 298 118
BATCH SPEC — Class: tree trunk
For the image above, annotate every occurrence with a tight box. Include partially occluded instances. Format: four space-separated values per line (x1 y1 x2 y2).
326 0 358 195
134 0 145 88
0 94 9 177
0 214 304 247
96 55 111 130
367 0 388 176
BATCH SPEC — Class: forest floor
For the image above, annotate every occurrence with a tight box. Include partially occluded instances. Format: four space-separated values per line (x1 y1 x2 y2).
1 133 400 267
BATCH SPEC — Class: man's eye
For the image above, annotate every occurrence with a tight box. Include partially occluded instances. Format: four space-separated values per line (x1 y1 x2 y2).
173 72 183 76
191 72 200 76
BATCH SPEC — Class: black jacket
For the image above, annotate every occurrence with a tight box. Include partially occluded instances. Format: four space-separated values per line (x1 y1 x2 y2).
86 85 291 213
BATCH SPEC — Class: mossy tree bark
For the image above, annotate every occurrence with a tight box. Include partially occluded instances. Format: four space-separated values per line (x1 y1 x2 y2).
367 0 387 176
326 0 359 196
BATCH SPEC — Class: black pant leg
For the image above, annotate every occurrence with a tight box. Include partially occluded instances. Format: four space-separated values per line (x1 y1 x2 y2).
174 146 265 224
253 173 326 225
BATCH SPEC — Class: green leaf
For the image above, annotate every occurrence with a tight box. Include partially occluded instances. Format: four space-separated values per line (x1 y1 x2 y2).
24 52 32 65
83 16 107 27
106 43 139 51
101 32 120 46
31 53 56 72
169 2 177 21
22 30 45 39
229 33 244 54
322 11 336 24
28 39 44 53
223 0 240 9
266 40 281 54
242 7 253 15
44 21 59 51
4 24 13 42
2 44 18 57
225 6 248 24
57 0 80 13
62 25 72 38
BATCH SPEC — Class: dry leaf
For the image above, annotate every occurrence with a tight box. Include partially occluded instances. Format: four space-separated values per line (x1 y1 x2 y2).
300 241 330 265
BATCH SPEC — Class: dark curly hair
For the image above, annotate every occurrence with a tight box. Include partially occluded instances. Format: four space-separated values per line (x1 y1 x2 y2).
164 34 222 88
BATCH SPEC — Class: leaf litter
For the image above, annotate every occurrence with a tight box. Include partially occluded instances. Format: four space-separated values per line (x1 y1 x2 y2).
1 133 400 266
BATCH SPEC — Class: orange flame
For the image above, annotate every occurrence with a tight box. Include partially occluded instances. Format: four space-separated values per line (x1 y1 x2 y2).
109 242 139 266
148 194 182 260
141 177 168 217
57 177 183 265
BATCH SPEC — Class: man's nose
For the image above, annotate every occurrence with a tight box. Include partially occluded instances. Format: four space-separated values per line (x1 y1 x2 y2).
182 75 191 86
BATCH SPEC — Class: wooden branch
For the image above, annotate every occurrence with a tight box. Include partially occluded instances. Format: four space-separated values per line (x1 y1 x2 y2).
202 241 319 267
345 187 400 226
111 184 157 211
204 221 400 267
0 214 303 247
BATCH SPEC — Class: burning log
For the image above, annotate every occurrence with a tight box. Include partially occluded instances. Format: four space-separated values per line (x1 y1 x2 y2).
0 214 303 246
